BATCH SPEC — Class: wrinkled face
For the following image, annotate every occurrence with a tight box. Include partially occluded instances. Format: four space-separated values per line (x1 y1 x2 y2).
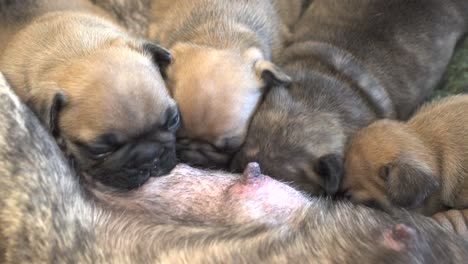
57 47 180 190
231 83 348 195
169 46 263 151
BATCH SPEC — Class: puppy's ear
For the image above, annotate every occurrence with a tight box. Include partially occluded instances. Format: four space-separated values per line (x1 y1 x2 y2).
383 162 439 209
314 154 344 195
244 47 291 89
143 42 173 74
28 91 68 137
254 60 292 88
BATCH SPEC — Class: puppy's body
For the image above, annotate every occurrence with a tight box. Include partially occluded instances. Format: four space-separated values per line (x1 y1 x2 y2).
0 0 179 189
149 0 291 162
91 0 151 36
0 0 111 49
232 0 468 194
343 95 468 217
1 76 468 263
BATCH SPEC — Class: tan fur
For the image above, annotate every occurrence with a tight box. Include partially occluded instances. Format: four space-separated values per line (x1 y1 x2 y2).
0 1 177 189
1 11 174 144
343 95 468 216
149 0 290 150
433 209 468 238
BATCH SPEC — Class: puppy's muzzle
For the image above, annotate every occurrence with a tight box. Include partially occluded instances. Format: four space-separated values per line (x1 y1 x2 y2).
87 141 177 190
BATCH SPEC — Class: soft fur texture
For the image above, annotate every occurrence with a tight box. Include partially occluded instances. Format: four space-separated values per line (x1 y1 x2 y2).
1 73 468 262
231 0 468 195
149 0 292 167
0 0 179 190
343 95 468 220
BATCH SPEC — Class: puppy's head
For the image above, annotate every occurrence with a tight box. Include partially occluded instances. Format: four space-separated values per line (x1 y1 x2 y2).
341 120 440 211
230 74 353 195
167 43 290 156
30 40 179 190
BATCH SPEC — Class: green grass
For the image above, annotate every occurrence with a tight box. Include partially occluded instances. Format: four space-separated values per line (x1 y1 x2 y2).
433 37 468 98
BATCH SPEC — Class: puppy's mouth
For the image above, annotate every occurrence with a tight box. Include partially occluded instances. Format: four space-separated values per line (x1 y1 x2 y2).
80 145 178 190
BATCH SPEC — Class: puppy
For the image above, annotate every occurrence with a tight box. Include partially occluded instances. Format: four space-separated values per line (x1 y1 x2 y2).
149 0 291 166
342 95 468 219
0 0 179 190
231 0 468 195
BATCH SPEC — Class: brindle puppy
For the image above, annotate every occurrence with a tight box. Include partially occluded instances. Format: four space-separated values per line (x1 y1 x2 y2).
231 0 468 195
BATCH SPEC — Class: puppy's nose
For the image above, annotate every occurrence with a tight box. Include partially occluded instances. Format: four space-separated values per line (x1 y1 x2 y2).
217 136 243 152
129 143 162 167
314 154 344 196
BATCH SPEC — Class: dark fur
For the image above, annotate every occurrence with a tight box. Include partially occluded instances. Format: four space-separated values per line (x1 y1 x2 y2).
1 73 468 263
386 161 440 209
231 0 468 194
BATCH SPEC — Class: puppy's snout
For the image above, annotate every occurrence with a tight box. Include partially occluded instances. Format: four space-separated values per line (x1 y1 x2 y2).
314 154 345 196
127 143 162 168
216 136 243 152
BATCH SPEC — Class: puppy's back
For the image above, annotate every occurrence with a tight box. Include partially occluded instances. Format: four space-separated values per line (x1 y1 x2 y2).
150 0 282 59
0 0 111 50
409 95 468 208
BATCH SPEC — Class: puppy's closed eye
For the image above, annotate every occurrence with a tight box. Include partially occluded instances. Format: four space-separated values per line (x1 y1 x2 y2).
82 133 121 159
164 107 180 132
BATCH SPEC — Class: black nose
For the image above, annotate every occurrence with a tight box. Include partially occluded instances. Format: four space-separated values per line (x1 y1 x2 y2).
126 143 162 168
219 136 243 152
314 154 344 196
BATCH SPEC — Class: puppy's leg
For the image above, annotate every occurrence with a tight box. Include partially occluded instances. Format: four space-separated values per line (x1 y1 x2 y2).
432 209 468 238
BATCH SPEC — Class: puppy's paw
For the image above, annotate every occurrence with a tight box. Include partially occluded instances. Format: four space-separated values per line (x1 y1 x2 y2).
432 209 468 238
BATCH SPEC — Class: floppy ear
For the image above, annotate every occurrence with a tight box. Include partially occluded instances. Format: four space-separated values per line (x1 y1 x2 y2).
27 91 68 137
254 60 292 88
382 162 440 209
142 42 173 74
243 47 291 89
314 154 344 195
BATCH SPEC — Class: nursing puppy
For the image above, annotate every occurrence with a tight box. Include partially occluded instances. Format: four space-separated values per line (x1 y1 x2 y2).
0 0 178 190
231 0 468 195
149 0 291 166
1 76 468 263
342 96 468 225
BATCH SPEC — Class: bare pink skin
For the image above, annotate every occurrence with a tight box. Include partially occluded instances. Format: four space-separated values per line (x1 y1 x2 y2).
86 162 309 226
382 224 417 252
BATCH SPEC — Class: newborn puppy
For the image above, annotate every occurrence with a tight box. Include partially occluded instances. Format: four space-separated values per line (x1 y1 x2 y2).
343 95 468 219
149 0 291 166
231 0 468 195
0 0 178 190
